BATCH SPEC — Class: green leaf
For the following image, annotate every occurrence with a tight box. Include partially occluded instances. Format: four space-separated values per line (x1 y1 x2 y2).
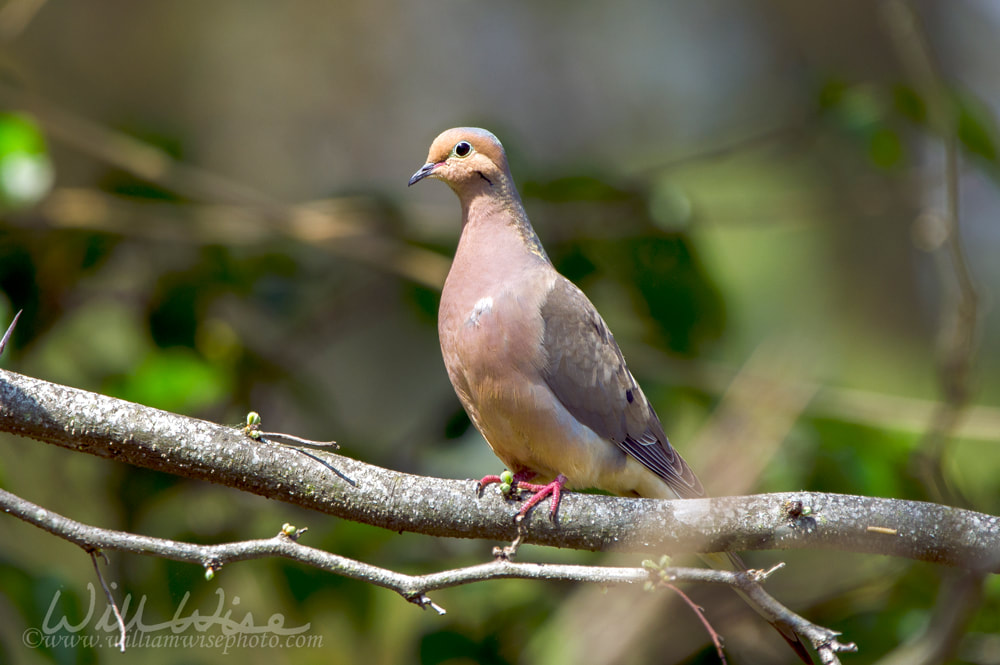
107 347 231 413
868 127 904 168
955 91 1000 165
892 85 926 124
0 113 53 208
0 113 47 155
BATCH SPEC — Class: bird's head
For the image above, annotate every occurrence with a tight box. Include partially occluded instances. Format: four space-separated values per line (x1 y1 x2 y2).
408 127 511 193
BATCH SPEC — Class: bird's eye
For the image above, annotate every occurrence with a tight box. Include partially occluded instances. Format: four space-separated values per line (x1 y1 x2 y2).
453 141 472 157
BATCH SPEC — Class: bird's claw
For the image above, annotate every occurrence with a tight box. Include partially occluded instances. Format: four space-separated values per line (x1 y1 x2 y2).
512 474 567 521
476 474 504 492
477 471 567 521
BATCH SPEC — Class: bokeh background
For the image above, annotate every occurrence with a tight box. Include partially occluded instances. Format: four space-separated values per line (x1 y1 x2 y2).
1 1 999 664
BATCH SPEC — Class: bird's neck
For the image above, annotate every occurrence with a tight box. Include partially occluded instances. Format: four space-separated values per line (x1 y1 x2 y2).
459 184 549 265
441 187 551 312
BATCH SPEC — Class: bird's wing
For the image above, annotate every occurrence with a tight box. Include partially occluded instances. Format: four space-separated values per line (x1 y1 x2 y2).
538 276 704 499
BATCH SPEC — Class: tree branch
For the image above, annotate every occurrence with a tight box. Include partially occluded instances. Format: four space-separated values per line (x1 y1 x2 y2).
0 484 858 662
2 367 999 571
0 483 654 601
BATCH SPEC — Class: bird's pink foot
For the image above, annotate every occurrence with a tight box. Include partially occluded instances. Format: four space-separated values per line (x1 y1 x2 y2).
512 474 567 520
478 471 568 519
477 474 505 490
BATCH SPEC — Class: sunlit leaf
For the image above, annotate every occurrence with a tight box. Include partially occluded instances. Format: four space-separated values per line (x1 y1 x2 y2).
0 113 53 209
107 347 231 413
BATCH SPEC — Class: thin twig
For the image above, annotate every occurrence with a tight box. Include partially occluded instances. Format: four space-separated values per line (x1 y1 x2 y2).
257 432 339 448
664 582 728 665
90 551 126 652
242 410 339 449
0 309 20 356
735 571 858 664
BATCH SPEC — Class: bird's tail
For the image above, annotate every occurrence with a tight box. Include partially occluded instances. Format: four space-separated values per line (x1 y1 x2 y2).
700 552 813 664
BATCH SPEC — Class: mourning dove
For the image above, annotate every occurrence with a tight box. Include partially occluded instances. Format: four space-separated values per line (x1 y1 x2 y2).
409 128 811 663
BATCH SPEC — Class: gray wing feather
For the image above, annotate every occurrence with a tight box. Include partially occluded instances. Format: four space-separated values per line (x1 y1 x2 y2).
539 277 704 499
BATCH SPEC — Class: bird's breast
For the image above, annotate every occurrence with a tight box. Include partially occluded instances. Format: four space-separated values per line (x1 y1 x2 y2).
439 282 598 480
440 286 543 380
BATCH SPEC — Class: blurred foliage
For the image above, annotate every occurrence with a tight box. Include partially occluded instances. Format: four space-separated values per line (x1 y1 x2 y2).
820 77 1000 179
2 3 1000 665
0 112 53 209
524 175 725 355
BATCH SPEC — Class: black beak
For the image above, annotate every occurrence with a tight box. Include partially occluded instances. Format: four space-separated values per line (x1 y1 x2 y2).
408 162 437 186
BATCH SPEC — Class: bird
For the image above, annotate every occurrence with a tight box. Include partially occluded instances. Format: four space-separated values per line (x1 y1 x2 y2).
409 127 812 663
